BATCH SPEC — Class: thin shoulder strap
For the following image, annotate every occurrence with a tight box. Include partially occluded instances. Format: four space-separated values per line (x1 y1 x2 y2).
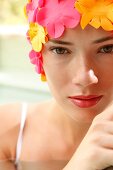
15 102 28 165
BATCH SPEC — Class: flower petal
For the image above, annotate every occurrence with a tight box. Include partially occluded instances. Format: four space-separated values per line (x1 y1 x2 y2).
81 13 92 29
107 11 113 23
31 35 43 52
76 0 96 8
29 50 43 74
75 0 113 31
37 0 80 38
28 23 48 52
63 13 80 28
37 8 48 26
101 17 113 31
38 0 45 8
75 3 84 13
90 17 101 29
29 50 37 64
47 22 65 38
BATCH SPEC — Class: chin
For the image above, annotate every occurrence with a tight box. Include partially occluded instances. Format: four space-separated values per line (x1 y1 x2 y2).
68 110 97 123
64 103 107 124
64 96 113 123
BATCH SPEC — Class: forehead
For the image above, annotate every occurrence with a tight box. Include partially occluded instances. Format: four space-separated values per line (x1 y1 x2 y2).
49 25 113 44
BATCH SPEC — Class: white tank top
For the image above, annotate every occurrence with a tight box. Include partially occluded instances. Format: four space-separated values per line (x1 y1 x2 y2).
15 103 28 165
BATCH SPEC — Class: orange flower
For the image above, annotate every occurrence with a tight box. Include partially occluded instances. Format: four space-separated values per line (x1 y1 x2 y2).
75 0 113 31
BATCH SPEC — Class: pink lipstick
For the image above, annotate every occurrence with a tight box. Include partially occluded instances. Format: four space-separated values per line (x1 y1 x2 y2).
68 95 103 108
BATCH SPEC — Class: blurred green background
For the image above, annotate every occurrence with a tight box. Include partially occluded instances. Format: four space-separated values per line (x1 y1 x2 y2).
0 0 51 104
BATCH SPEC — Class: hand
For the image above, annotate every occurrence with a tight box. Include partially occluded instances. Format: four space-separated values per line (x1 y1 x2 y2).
63 104 113 170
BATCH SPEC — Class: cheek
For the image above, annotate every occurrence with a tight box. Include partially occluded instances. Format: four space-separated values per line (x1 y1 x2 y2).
44 64 68 84
95 55 113 88
98 68 113 95
43 62 71 97
100 66 113 86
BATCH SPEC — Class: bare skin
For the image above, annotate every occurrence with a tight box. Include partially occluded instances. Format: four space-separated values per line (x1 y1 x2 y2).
0 100 90 170
1 25 113 170
1 101 113 170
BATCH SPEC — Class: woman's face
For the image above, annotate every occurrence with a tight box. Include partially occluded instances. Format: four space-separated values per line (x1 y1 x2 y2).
42 25 113 123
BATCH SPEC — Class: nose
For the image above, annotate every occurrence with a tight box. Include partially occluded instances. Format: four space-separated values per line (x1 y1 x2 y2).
72 68 98 88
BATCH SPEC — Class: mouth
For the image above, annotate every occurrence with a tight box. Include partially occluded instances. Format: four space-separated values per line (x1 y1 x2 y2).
68 95 103 108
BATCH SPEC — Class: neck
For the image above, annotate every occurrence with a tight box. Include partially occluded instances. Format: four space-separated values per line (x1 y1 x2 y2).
50 98 91 143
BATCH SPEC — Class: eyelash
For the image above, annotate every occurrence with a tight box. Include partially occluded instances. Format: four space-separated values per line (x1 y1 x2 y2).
98 44 113 54
49 47 70 55
49 44 113 56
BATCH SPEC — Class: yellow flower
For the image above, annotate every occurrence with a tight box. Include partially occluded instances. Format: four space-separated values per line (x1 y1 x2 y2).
24 0 31 18
28 23 48 52
75 0 113 31
41 73 47 82
24 6 27 18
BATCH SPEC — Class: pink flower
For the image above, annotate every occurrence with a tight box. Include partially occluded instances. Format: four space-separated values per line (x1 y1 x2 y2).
29 50 43 74
38 0 45 8
26 0 39 22
36 0 80 38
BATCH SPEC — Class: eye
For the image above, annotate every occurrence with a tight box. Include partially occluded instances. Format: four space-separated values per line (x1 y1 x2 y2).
98 45 113 53
50 47 70 55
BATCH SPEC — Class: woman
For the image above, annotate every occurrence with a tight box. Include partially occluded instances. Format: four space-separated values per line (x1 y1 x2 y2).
1 0 113 169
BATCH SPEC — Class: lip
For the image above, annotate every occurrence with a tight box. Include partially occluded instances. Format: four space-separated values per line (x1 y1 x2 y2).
68 95 103 108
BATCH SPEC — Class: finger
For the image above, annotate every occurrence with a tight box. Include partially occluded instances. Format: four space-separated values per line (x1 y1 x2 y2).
90 121 113 136
95 103 113 121
100 134 113 149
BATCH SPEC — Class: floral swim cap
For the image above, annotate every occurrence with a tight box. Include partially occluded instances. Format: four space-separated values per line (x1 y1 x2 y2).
25 0 113 81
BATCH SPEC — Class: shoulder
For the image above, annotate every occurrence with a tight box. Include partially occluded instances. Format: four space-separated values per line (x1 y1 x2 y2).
0 103 22 160
0 103 22 135
27 99 54 118
20 100 60 160
0 100 53 159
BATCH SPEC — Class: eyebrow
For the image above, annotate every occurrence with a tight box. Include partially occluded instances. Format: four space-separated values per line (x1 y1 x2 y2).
93 35 113 44
49 35 113 45
49 39 73 45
